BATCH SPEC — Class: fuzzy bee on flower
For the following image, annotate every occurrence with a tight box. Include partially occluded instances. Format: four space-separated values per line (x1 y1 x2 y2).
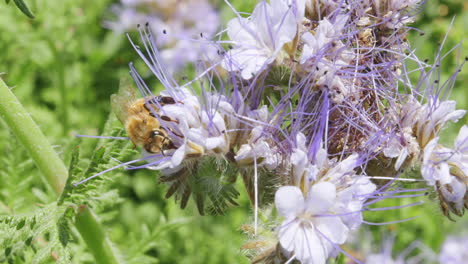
110 77 177 155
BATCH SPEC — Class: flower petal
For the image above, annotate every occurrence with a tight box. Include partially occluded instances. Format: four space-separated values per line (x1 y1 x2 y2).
275 186 304 219
315 216 349 244
306 182 336 214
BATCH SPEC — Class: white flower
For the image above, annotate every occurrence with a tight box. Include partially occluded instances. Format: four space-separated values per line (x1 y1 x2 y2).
421 127 468 212
222 0 300 79
452 125 468 176
300 15 349 64
439 236 468 264
276 150 376 263
382 127 420 170
421 137 452 185
235 126 280 170
415 100 466 147
275 183 348 264
291 133 318 185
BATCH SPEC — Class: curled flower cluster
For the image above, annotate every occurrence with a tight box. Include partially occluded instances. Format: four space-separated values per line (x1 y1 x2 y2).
90 0 467 263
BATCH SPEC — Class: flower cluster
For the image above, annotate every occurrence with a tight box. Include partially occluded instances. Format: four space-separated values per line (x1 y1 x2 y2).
105 0 220 73
93 0 467 263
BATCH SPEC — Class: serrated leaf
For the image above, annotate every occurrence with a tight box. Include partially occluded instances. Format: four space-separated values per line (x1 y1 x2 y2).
58 147 80 205
4 247 11 256
25 236 33 246
16 219 25 230
57 214 70 247
13 0 35 18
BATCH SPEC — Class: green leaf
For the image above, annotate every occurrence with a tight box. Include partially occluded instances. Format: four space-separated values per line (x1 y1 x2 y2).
57 211 71 247
15 218 25 230
13 0 34 19
58 147 80 205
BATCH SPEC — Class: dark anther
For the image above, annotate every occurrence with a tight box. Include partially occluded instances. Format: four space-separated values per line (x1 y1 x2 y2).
435 64 440 68
424 59 429 63
161 116 172 122
222 130 226 134
316 66 319 71
324 71 328 75
424 192 429 196
200 32 204 37
137 24 140 28
160 96 176 105
163 29 167 34
145 22 149 27
228 45 233 50
434 80 439 84
465 56 468 61
419 32 425 36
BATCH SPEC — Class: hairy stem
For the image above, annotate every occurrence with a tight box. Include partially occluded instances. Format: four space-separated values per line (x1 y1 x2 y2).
0 77 67 193
0 77 121 264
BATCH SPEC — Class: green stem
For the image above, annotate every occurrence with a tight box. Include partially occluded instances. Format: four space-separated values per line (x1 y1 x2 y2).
0 77 121 264
75 205 122 264
0 77 67 193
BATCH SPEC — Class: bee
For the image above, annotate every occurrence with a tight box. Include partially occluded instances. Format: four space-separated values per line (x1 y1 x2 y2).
111 78 176 154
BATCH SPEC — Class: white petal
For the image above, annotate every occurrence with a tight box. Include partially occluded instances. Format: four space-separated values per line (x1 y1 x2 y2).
275 186 305 219
278 220 301 253
226 17 257 44
294 227 326 264
455 125 468 150
205 136 226 150
315 217 349 244
440 176 466 209
394 147 409 170
291 149 308 185
171 144 186 167
306 182 336 214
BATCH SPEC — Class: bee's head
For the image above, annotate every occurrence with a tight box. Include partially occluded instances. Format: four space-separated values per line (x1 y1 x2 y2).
144 129 169 153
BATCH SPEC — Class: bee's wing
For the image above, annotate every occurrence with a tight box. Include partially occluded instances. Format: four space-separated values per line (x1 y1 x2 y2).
111 77 137 125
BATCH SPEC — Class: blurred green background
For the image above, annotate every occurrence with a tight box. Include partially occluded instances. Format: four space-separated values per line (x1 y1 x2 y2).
0 0 466 263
